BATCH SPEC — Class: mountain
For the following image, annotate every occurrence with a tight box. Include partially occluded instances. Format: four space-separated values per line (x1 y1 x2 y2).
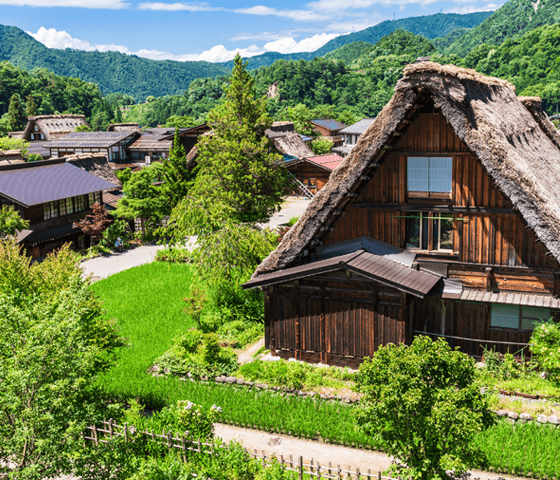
0 24 230 100
221 11 492 70
323 41 374 64
446 0 560 56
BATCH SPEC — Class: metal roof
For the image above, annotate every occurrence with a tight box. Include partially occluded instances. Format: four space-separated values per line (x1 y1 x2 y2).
129 134 172 151
243 248 440 298
0 160 117 207
333 144 355 156
339 118 376 135
450 289 560 309
311 119 347 132
48 131 136 148
306 154 344 171
26 141 51 158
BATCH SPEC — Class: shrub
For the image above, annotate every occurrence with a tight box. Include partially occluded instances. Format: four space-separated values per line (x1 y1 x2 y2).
100 219 132 250
217 320 263 348
356 336 495 480
530 319 560 383
155 246 191 263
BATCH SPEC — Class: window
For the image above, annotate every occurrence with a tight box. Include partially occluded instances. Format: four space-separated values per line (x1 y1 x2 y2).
491 305 551 331
43 201 59 220
75 196 85 212
408 157 452 196
66 197 74 215
59 199 67 216
406 212 453 251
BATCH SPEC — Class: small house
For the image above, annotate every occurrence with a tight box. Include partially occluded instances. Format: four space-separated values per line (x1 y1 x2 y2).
284 153 344 193
266 122 314 160
127 134 172 165
334 118 376 158
244 63 560 367
20 115 90 141
159 124 212 157
0 158 116 259
48 131 139 163
310 119 348 148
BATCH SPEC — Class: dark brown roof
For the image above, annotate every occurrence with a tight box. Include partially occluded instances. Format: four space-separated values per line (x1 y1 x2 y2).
255 62 560 276
128 134 172 151
244 249 440 298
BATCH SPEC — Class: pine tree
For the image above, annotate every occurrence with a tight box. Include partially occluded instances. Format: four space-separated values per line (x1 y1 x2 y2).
113 107 123 124
7 94 26 131
162 129 193 211
25 95 37 118
192 54 291 223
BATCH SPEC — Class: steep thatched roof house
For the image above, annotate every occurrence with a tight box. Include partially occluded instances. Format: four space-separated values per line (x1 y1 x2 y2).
266 122 314 159
21 115 90 141
107 123 142 134
244 63 560 367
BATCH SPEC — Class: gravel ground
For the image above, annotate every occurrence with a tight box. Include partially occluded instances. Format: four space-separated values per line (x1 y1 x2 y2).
80 244 165 281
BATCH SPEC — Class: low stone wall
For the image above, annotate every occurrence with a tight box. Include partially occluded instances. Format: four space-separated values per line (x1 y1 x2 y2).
494 409 560 426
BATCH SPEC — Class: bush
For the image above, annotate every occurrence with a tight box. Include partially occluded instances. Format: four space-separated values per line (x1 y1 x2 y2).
100 219 132 250
530 319 560 383
217 320 263 348
155 246 191 263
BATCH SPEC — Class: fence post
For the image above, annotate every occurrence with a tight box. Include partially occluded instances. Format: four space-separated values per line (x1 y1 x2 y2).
290 455 294 469
328 462 332 477
151 429 155 442
109 419 114 439
262 451 266 467
317 462 321 480
377 471 381 480
197 438 201 453
298 456 304 480
367 469 371 480
167 431 172 454
347 465 351 480
124 423 128 443
356 468 360 480
310 458 314 473
337 465 342 480
181 435 187 463
93 424 98 445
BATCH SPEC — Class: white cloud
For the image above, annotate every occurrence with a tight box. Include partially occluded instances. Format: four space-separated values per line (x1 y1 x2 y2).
138 2 221 11
0 0 127 7
443 2 502 13
264 33 340 54
233 5 328 21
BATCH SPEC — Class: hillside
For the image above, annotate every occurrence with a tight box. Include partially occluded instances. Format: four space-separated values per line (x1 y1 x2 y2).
446 0 560 56
0 24 230 100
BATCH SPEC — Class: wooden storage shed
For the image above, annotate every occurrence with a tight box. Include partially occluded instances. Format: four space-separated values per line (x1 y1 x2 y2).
244 63 560 366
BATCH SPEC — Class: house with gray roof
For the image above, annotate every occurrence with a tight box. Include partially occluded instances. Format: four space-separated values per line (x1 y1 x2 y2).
334 118 376 158
310 119 347 148
0 158 116 259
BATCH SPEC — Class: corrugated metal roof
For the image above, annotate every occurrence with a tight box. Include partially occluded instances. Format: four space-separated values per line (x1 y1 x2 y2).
49 132 136 148
306 154 344 171
27 141 51 158
451 289 560 309
311 119 347 131
339 118 376 135
0 161 117 207
243 249 440 297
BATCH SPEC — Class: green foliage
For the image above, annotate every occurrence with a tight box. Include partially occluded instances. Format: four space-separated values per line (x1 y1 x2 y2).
356 336 494 480
530 319 560 384
161 129 194 209
0 205 28 237
0 239 126 480
164 115 200 128
115 162 166 234
100 219 132 250
155 246 191 263
238 359 354 391
193 55 291 223
6 92 26 131
115 167 132 185
323 41 374 64
311 137 334 155
286 216 299 227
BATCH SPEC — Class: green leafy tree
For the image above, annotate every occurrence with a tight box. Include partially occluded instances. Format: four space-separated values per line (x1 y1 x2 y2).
0 240 127 480
530 319 560 383
25 95 37 117
164 115 199 128
278 103 317 138
192 54 291 223
0 205 29 238
7 93 26 131
115 163 166 235
113 106 123 124
161 129 194 209
356 336 494 480
311 137 334 155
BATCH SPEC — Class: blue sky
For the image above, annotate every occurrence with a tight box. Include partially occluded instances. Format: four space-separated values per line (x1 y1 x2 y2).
1 0 504 63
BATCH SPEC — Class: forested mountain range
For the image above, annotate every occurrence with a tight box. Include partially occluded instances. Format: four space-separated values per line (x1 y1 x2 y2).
0 11 490 100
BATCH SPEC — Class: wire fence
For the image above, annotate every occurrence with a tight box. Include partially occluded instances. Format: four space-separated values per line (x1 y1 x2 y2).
84 420 398 480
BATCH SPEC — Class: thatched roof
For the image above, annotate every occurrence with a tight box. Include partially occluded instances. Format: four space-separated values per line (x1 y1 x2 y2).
22 115 89 141
107 123 142 133
255 62 560 276
267 122 314 159
64 153 122 190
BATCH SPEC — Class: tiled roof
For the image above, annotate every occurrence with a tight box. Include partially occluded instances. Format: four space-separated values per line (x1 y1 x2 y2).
49 132 136 148
0 159 117 207
26 141 51 158
311 119 347 131
339 118 376 135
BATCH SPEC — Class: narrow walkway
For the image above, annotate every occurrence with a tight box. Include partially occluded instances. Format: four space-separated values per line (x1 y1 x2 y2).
80 244 164 281
214 424 528 480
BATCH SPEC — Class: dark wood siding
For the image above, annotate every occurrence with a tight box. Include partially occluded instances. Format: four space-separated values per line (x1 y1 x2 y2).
267 274 405 368
287 164 330 192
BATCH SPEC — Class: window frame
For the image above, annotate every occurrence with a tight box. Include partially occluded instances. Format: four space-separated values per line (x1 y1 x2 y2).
405 212 454 252
490 304 551 332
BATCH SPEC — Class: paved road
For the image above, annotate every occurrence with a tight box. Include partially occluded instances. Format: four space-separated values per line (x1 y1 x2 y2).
80 244 165 281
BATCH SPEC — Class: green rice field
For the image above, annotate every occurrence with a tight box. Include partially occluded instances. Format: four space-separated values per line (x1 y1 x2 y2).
92 262 560 478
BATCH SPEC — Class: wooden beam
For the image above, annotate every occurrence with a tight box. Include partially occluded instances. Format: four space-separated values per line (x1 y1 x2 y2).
351 203 516 215
320 281 326 365
295 280 300 360
391 150 472 156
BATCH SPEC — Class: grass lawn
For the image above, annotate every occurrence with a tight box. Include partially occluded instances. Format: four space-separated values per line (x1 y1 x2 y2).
91 261 197 403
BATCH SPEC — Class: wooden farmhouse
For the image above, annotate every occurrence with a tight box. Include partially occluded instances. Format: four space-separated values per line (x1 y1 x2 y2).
160 124 212 156
19 115 90 141
0 158 117 259
310 119 348 148
128 134 172 165
285 153 343 193
244 63 560 367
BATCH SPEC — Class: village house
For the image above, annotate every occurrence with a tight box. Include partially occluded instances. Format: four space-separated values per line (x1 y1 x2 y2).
160 124 212 156
128 134 172 165
244 63 560 367
107 122 143 134
13 114 90 141
48 131 139 163
284 153 343 194
0 157 117 259
310 119 348 148
334 118 376 158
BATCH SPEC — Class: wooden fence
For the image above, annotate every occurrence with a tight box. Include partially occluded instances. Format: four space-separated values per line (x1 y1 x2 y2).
84 420 398 480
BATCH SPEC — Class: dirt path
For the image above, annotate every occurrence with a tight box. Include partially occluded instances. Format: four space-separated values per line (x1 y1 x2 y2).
214 424 528 480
